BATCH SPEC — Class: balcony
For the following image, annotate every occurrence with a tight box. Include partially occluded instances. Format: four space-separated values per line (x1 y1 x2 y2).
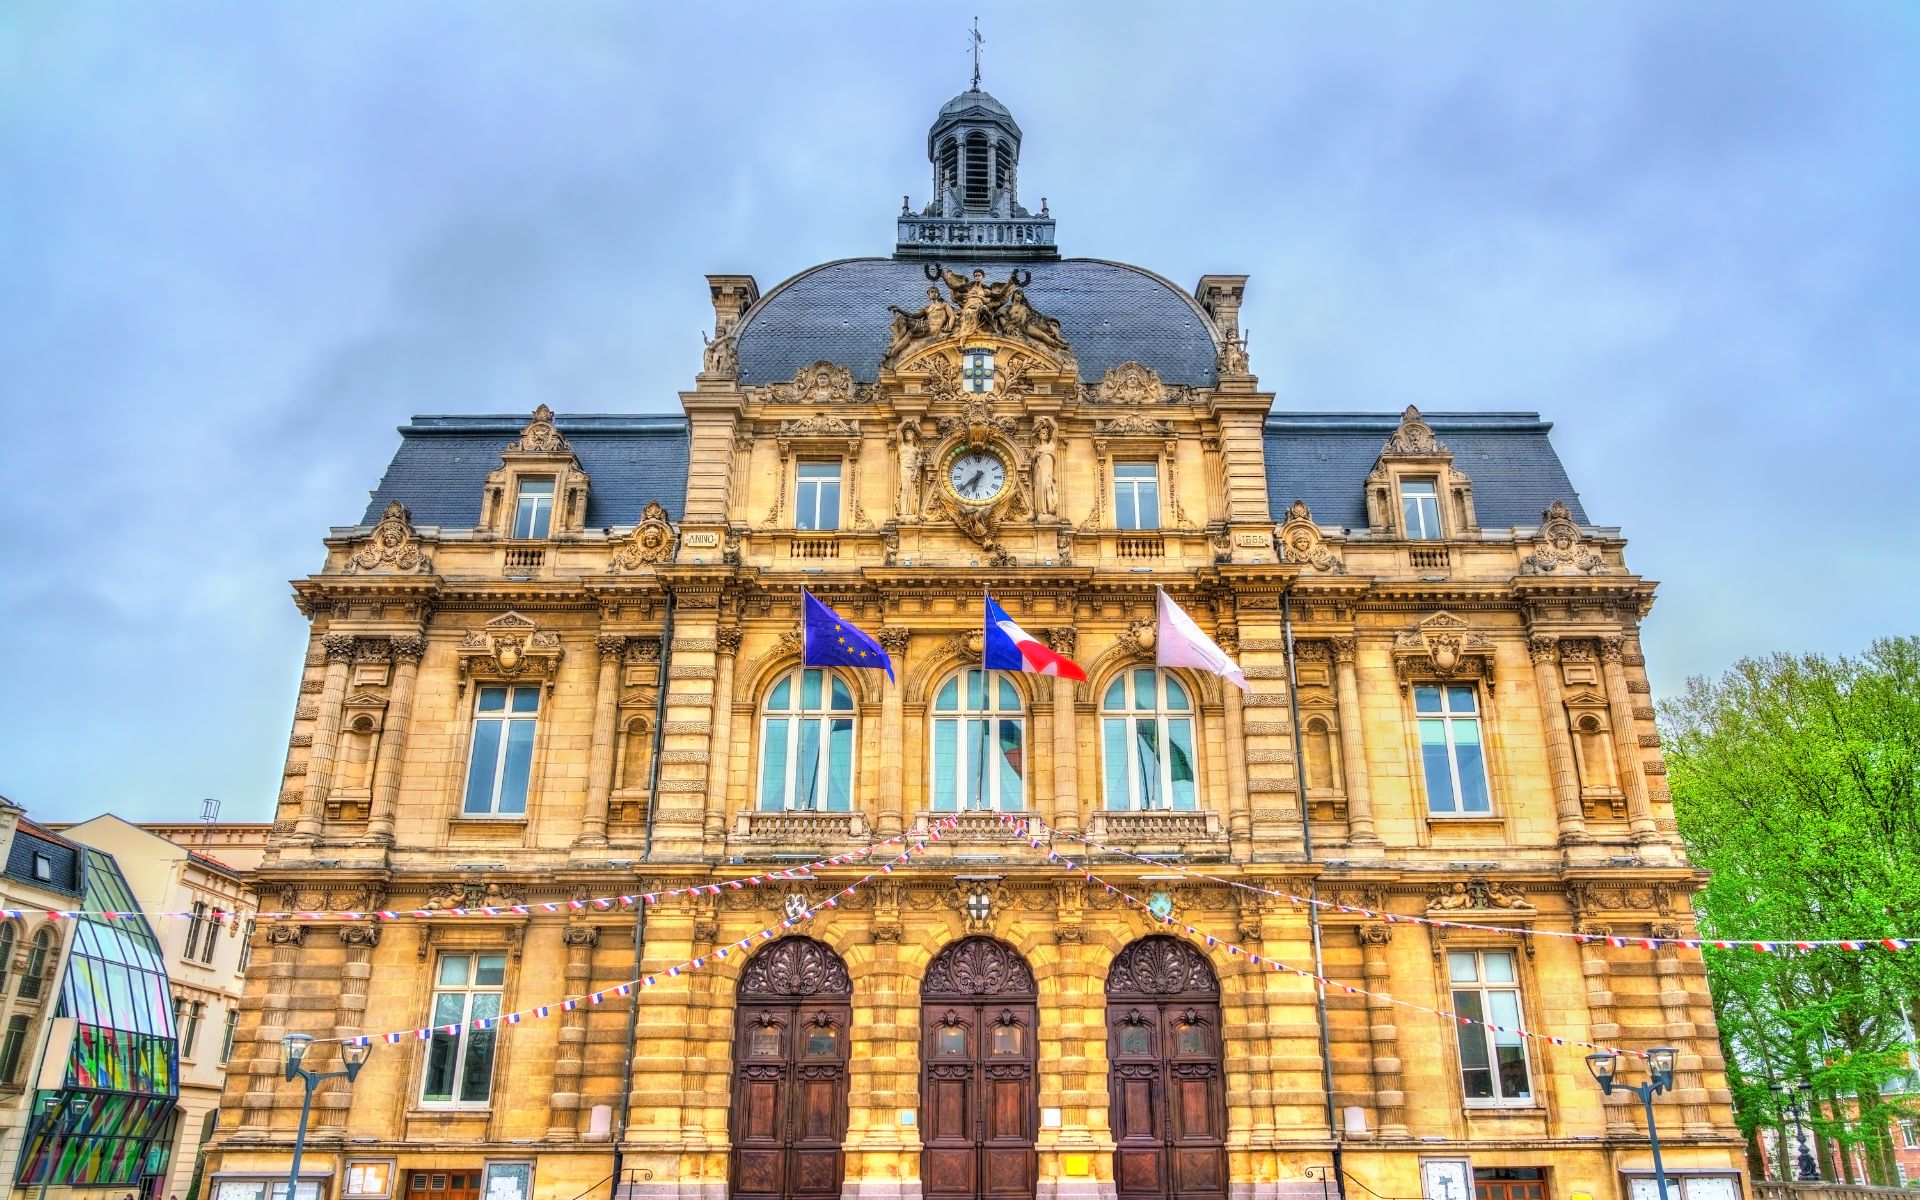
1407 545 1451 573
733 809 867 849
1086 808 1224 855
502 545 546 575
894 214 1059 261
1115 535 1165 561
789 537 840 561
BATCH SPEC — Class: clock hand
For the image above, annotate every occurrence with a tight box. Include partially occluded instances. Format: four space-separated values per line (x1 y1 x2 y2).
964 470 984 496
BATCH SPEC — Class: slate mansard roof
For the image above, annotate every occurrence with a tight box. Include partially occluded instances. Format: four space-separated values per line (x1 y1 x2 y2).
351 409 1591 537
734 258 1222 388
360 415 689 529
1263 412 1588 529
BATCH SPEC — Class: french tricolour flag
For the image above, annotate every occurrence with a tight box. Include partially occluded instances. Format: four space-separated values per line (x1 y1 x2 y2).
984 594 1086 680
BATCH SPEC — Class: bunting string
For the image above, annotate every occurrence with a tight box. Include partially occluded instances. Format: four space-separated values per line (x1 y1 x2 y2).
995 814 1651 1061
15 823 954 927
1013 816 1916 956
318 820 969 1046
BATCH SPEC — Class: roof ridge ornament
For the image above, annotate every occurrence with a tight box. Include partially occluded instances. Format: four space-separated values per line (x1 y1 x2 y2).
1380 405 1448 457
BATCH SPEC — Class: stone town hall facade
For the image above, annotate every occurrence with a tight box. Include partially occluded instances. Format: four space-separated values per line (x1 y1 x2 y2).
207 87 1743 1200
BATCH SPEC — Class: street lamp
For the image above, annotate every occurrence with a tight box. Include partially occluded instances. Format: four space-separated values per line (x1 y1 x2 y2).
1769 1081 1820 1181
37 1093 92 1200
1587 1046 1679 1200
282 1034 371 1200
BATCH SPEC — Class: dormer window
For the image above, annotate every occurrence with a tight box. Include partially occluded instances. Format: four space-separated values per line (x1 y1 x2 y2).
31 853 51 882
513 478 555 540
1400 478 1441 539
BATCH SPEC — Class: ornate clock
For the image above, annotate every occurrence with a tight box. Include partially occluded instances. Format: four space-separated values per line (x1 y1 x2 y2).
946 448 1009 506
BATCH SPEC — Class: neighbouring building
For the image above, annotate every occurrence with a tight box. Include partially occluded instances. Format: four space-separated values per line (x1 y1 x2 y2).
13 828 181 1198
63 815 259 1200
205 83 1744 1200
0 801 83 1185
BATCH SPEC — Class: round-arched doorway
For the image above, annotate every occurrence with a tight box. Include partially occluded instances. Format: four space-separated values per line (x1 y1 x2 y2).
920 936 1039 1200
729 937 854 1200
1105 935 1228 1200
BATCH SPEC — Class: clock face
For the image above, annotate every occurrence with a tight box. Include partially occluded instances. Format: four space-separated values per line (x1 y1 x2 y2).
948 450 1008 505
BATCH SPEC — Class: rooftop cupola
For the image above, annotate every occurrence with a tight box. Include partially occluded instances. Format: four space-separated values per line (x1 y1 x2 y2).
896 84 1057 260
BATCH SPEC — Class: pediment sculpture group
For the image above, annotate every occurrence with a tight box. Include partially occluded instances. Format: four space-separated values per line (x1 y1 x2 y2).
884 264 1071 367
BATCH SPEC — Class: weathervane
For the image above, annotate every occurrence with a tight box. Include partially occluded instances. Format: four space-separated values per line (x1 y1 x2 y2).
969 16 984 90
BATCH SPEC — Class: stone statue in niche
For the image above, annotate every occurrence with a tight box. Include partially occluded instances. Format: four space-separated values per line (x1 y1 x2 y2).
894 419 923 519
1030 417 1058 519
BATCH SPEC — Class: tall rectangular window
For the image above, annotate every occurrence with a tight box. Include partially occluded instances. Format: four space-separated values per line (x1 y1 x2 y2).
220 1008 240 1065
183 898 210 963
512 477 555 539
239 918 256 971
1417 685 1491 814
0 1014 28 1083
463 685 540 816
795 462 842 532
1113 462 1160 531
422 952 506 1106
180 1000 206 1057
1400 478 1441 538
1449 950 1532 1104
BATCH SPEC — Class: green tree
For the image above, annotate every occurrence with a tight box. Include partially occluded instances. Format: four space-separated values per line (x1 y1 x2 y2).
1661 638 1920 1185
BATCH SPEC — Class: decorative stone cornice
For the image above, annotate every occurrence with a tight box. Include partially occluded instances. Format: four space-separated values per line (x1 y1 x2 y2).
346 501 434 575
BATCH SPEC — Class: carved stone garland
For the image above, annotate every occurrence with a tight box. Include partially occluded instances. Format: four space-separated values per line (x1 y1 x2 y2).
921 937 1037 999
346 501 433 574
1520 500 1608 575
608 501 678 571
1274 499 1344 574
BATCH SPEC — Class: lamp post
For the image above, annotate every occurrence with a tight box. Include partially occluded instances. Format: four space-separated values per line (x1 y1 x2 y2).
37 1093 92 1200
1769 1081 1820 1181
281 1034 371 1200
1587 1046 1679 1200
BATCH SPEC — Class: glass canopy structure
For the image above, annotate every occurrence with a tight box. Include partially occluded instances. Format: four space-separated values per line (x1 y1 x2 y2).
16 847 179 1194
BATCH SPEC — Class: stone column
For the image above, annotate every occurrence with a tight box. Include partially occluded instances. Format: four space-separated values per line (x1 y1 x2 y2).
1578 922 1636 1137
240 924 303 1132
705 626 743 843
545 923 598 1139
362 634 423 847
293 634 356 842
1357 923 1407 1138
1047 628 1081 835
1329 637 1380 846
579 635 625 848
877 628 910 837
1599 636 1656 840
318 925 379 1131
1527 635 1591 844
1216 626 1252 853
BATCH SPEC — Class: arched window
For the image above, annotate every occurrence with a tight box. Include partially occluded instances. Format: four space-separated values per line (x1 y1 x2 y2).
18 928 51 1000
994 139 1012 191
1100 669 1198 811
963 132 991 209
1303 716 1339 792
758 668 856 812
931 670 1025 812
939 138 960 196
0 923 13 990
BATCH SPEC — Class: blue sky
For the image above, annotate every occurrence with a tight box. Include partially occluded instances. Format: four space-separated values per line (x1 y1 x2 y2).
2 3 1915 824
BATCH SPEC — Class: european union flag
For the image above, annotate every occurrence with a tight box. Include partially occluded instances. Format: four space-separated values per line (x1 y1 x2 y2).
802 590 894 681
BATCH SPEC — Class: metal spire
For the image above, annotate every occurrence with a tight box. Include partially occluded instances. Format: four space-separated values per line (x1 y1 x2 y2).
969 16 984 90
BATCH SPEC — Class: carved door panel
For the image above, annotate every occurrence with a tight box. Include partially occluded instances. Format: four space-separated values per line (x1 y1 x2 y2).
730 938 853 1200
922 938 1039 1200
1105 937 1228 1200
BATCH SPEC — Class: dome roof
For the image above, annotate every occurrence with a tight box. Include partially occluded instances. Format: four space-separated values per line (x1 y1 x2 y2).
734 257 1221 388
937 88 1015 123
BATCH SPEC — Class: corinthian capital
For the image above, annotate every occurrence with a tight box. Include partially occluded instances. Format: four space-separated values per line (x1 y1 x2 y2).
1329 635 1358 665
1527 635 1559 665
1598 635 1626 664
715 626 744 656
876 627 911 655
597 634 628 662
322 633 356 662
389 634 426 664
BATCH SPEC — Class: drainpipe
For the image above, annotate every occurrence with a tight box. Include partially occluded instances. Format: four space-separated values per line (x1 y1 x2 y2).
1285 589 1347 1200
611 592 674 1199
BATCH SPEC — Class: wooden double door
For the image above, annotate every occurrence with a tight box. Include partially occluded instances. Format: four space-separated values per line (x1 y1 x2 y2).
1105 936 1229 1200
921 937 1040 1200
729 938 854 1200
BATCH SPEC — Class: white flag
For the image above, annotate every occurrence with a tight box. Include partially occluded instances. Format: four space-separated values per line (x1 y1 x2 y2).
1155 588 1249 692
